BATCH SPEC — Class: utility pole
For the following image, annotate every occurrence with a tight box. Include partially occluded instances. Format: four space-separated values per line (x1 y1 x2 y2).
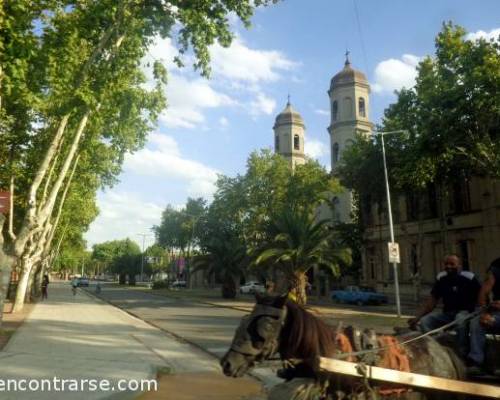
375 130 407 318
137 234 151 282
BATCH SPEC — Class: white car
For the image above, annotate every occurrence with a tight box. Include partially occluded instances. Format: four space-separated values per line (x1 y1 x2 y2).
239 281 265 294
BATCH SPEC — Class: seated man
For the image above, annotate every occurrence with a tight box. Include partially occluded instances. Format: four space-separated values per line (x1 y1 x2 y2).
408 254 480 357
468 257 500 373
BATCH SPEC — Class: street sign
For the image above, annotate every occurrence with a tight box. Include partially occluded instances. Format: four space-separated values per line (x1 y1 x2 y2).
0 191 10 215
388 242 400 264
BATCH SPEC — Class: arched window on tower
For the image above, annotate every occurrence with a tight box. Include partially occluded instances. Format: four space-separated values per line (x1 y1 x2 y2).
358 97 366 117
343 97 353 119
332 143 339 164
294 134 300 150
332 101 338 121
275 135 280 152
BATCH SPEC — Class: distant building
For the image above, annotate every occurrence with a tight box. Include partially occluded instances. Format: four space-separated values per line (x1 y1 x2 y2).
273 97 306 169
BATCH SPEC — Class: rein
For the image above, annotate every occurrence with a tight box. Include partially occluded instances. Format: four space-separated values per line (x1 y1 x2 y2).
334 307 482 360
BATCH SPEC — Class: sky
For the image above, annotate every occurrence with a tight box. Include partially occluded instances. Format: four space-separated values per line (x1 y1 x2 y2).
84 0 500 249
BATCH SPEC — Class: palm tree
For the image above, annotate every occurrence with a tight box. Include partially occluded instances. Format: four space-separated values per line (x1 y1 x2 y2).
252 208 351 305
192 234 247 299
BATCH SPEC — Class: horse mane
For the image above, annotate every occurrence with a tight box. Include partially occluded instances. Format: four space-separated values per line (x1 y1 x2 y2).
279 300 337 361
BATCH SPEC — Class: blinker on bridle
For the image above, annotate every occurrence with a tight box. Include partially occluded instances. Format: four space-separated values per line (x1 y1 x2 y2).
229 304 287 357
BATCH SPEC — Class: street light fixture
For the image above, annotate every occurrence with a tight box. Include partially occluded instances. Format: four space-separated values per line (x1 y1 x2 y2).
374 129 408 318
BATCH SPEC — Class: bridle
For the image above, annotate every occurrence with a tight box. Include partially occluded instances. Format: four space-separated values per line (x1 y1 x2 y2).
229 303 287 359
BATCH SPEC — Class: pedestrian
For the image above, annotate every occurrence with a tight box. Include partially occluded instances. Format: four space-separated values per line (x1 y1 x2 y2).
71 277 78 295
41 274 49 300
467 257 500 374
407 254 481 357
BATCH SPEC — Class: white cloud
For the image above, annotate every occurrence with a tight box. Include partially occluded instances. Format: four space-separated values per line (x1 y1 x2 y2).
372 54 422 94
124 133 219 198
144 36 297 128
250 93 276 116
305 138 328 159
314 109 330 116
210 38 297 83
159 75 236 129
466 28 500 41
85 191 162 247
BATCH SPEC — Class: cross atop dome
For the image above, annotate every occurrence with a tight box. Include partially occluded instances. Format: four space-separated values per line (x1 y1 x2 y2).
345 49 351 66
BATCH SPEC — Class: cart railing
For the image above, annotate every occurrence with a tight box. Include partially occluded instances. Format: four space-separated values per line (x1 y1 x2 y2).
316 356 500 399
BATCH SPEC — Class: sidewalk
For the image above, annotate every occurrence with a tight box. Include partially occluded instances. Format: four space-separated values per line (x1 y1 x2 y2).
0 282 261 400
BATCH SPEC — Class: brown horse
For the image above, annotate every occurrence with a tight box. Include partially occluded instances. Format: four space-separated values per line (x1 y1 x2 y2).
220 294 466 399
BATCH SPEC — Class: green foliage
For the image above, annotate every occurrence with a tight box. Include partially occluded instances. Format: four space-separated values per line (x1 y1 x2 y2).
192 233 247 299
209 150 339 245
154 197 207 253
250 208 352 304
144 243 169 274
91 238 142 278
383 22 500 185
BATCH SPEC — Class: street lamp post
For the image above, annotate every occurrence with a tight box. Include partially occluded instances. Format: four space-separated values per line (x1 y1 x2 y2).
138 233 151 283
375 130 407 318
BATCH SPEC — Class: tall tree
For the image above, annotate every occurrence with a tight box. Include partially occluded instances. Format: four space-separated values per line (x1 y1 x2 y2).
251 208 351 305
0 0 278 317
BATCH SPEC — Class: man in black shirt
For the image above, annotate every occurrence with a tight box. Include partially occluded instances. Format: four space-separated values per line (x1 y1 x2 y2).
468 257 500 370
408 254 481 357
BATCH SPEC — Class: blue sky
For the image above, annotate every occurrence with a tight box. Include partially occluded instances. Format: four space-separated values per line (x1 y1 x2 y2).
84 0 500 248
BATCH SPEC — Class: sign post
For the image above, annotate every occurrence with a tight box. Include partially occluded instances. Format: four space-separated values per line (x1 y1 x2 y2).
388 242 400 264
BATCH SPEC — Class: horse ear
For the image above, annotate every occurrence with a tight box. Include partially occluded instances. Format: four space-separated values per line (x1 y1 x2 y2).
273 293 288 308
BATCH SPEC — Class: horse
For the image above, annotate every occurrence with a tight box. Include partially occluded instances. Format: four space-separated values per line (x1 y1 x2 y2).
220 294 467 400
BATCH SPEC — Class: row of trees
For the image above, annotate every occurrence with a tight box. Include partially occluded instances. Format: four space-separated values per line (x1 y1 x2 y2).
0 0 278 324
155 150 353 304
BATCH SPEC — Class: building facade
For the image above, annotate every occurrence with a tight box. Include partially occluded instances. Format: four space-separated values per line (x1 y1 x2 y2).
362 177 500 299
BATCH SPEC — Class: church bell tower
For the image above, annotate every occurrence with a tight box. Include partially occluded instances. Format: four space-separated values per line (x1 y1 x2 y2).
273 97 306 169
328 53 373 222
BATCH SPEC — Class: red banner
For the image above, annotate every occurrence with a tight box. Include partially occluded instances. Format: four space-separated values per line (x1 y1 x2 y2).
0 191 10 215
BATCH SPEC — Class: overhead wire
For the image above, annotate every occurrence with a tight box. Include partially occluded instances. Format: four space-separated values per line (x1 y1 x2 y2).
352 0 370 74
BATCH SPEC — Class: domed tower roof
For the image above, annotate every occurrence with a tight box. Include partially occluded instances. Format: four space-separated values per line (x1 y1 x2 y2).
330 54 369 91
273 97 305 129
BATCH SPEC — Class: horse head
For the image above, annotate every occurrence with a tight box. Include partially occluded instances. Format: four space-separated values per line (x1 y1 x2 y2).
220 293 288 377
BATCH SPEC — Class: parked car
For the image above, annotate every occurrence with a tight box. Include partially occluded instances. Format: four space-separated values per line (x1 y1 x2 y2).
170 280 187 288
76 277 90 287
239 281 265 294
331 285 388 305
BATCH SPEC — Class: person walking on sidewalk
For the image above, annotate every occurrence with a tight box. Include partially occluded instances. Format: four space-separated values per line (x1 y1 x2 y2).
467 257 500 373
41 274 50 300
407 254 481 357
